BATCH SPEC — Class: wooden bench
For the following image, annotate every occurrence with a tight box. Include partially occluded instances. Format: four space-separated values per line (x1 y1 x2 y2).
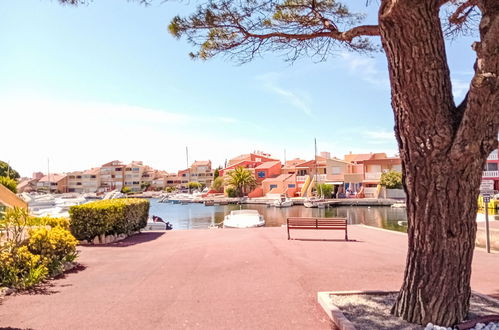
287 217 348 240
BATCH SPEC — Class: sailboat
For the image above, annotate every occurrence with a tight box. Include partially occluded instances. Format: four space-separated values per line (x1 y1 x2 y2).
304 138 325 208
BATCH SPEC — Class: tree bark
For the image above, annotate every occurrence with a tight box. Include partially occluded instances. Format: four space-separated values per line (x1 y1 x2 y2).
378 0 499 326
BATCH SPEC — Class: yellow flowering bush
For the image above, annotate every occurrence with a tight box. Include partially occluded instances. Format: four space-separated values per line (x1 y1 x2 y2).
0 244 48 289
28 216 71 230
28 227 78 274
0 208 79 290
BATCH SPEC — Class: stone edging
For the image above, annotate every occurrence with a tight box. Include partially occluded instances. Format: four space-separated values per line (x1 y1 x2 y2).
318 290 499 330
317 290 397 330
78 231 141 245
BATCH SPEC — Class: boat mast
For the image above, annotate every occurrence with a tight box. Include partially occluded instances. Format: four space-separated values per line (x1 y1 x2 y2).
314 138 317 197
47 158 51 194
186 146 190 194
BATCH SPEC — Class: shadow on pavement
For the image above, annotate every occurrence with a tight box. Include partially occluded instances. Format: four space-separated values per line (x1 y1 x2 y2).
83 232 166 248
289 238 361 242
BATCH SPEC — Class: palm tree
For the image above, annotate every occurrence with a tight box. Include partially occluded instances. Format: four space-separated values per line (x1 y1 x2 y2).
225 167 256 197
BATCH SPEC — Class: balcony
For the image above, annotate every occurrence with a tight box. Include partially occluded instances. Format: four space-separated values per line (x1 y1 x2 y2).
296 176 307 182
316 174 327 181
483 171 499 178
365 172 382 180
487 150 498 161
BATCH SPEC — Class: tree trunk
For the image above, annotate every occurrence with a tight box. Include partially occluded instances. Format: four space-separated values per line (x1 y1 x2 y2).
378 0 499 326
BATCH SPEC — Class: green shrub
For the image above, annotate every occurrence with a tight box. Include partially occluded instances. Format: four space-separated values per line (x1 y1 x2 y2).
316 183 334 198
69 199 150 241
0 176 17 193
380 170 403 189
187 181 202 190
165 186 177 193
211 177 224 192
225 185 237 197
121 186 132 194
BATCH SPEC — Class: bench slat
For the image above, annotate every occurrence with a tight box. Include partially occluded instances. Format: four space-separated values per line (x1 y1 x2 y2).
287 217 348 240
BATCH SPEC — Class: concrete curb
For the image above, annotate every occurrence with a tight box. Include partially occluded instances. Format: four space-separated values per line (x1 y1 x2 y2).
319 290 499 330
317 290 397 330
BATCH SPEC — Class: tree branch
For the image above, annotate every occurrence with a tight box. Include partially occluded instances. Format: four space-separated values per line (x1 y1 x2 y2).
449 0 478 25
230 24 380 43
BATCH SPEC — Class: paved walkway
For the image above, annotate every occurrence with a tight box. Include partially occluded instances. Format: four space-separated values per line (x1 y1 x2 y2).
1 225 498 329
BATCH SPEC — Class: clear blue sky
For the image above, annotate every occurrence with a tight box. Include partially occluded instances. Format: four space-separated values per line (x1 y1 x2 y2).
0 0 476 176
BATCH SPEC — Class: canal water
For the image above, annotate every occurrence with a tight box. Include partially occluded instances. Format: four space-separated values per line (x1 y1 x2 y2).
148 199 410 232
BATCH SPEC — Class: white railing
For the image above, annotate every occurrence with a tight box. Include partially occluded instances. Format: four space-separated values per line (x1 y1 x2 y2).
365 172 382 180
483 171 499 178
296 176 307 182
487 150 498 160
316 174 327 181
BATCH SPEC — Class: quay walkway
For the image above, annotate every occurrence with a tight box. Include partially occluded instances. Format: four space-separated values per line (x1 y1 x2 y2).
1 226 497 329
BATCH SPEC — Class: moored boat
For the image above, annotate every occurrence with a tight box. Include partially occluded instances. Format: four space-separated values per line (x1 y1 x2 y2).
273 197 293 208
223 210 265 228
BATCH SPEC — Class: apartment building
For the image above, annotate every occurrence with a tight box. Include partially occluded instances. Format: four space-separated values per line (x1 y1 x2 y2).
123 161 145 192
189 160 214 188
67 171 84 193
36 174 68 193
100 160 125 191
82 168 100 193
483 147 499 191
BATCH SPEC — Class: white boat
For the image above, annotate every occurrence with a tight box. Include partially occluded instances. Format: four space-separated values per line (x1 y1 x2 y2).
102 190 126 200
304 197 324 208
273 198 293 208
223 210 265 228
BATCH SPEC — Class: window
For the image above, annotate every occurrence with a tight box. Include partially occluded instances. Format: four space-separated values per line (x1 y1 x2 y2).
115 168 122 171
269 184 278 189
133 168 140 172
288 184 296 188
133 181 140 185
257 171 265 178
331 167 341 174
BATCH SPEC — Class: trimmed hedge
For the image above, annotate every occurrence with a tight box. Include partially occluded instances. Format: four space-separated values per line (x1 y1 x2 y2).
69 199 150 241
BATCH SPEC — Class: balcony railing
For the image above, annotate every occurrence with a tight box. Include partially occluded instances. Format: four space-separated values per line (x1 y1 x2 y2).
488 150 498 160
296 176 307 182
483 170 499 178
365 172 382 180
316 174 327 181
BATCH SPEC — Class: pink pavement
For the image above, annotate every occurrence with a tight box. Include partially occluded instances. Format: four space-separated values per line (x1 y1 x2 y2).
0 225 498 330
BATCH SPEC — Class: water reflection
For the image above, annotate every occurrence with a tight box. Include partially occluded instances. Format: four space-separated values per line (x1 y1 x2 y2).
148 199 409 232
